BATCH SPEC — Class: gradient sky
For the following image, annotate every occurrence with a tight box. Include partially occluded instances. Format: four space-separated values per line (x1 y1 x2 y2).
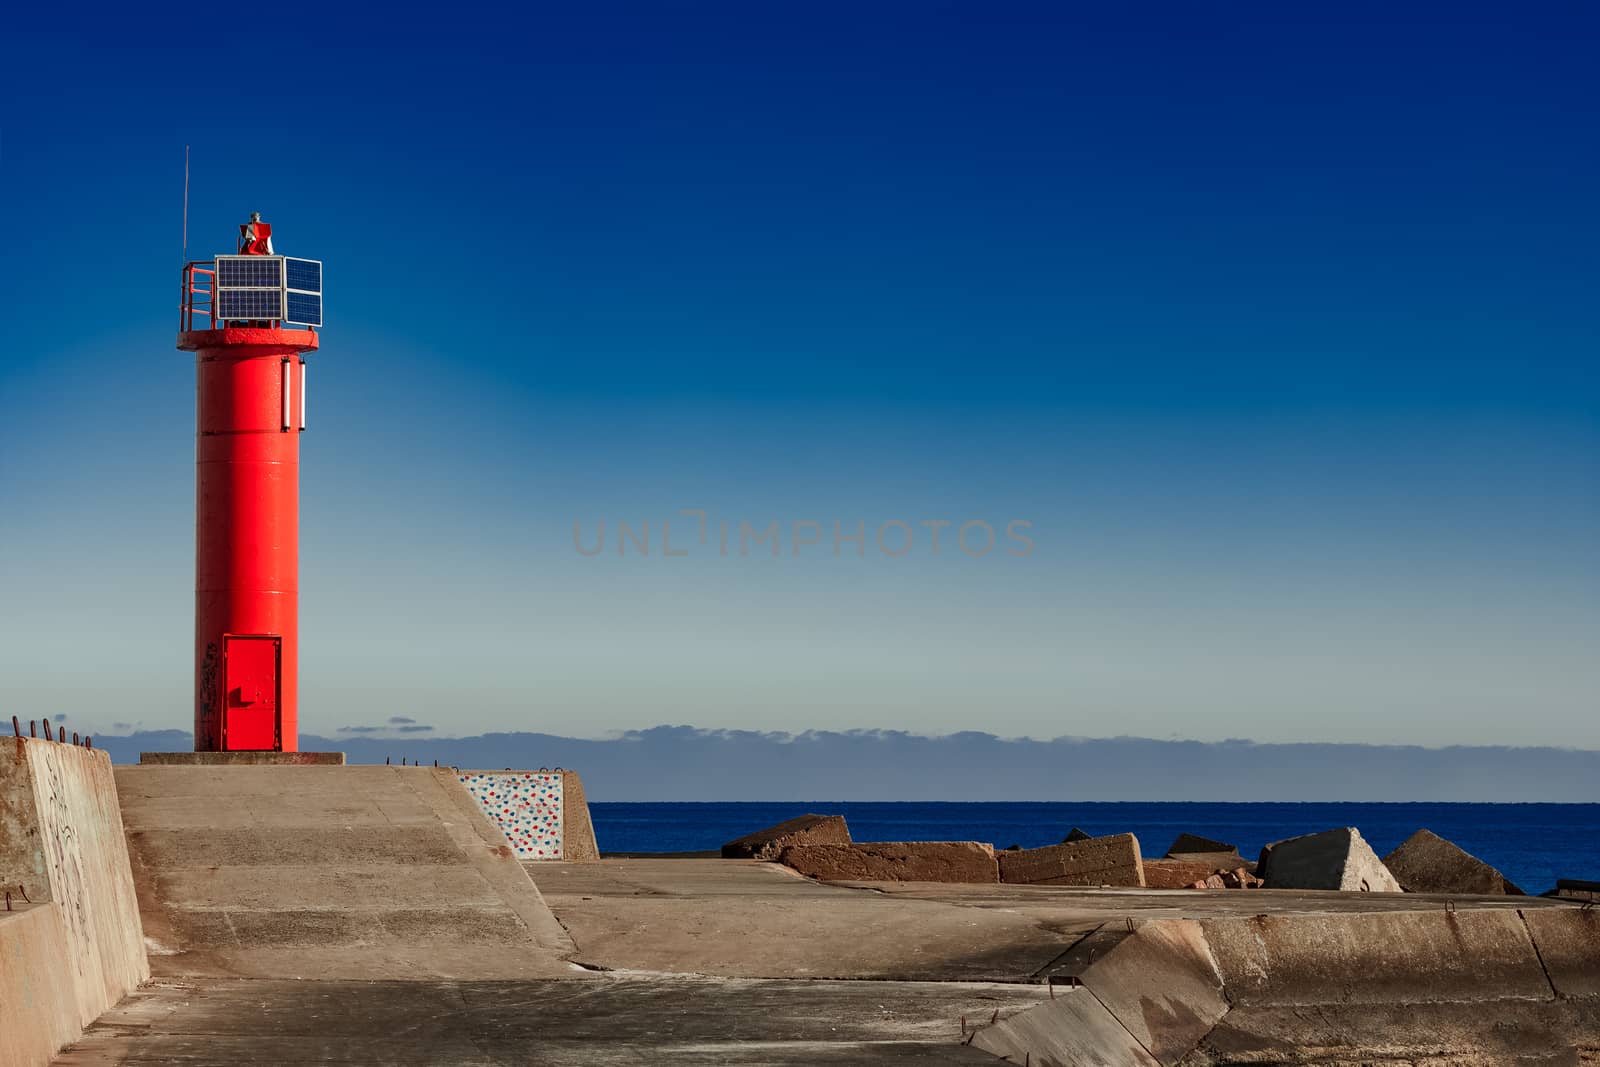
2 4 1596 748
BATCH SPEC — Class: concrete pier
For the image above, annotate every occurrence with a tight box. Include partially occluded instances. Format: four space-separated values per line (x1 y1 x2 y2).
2 758 1594 1065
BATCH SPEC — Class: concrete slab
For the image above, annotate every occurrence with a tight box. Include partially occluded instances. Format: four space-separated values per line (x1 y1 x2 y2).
55 976 1046 1065
526 859 1077 980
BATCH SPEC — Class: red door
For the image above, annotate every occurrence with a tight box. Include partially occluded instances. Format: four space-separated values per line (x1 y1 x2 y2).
223 635 281 751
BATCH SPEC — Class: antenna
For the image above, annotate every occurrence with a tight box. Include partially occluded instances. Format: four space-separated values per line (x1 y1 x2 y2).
181 145 190 266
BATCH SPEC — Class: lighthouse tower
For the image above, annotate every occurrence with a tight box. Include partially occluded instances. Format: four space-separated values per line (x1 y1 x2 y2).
178 216 324 752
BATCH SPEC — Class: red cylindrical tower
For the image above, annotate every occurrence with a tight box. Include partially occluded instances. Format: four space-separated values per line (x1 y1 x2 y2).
178 327 316 751
178 217 323 753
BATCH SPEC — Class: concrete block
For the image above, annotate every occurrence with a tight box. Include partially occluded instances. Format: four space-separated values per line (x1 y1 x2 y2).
1383 828 1523 895
1166 832 1236 857
722 814 851 860
0 905 81 1067
999 833 1145 887
1521 907 1600 999
1170 850 1256 875
139 751 346 765
1256 826 1400 892
779 841 997 883
0 738 149 1028
1144 859 1222 889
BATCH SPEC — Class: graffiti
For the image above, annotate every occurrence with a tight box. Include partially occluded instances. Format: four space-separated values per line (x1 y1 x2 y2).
198 641 219 748
459 773 565 859
39 752 91 978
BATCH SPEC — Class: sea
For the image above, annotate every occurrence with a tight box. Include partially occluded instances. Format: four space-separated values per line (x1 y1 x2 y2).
590 801 1600 894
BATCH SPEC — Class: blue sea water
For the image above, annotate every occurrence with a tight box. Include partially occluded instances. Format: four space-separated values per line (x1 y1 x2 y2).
590 801 1600 894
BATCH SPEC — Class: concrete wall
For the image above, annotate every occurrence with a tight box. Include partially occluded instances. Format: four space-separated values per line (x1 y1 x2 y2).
459 769 599 860
0 905 80 1067
0 737 151 1066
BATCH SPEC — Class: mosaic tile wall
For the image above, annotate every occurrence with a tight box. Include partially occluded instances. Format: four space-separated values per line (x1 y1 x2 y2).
458 771 565 859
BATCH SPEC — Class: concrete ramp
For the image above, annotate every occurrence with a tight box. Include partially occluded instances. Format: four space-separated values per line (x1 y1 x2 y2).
114 764 576 980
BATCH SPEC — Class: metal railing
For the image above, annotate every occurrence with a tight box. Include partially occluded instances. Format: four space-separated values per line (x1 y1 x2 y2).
180 261 214 331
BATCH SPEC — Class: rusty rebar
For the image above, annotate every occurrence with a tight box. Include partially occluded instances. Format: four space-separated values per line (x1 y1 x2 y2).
42 720 53 742
85 736 92 750
10 715 18 738
29 720 37 738
72 732 80 746
17 884 31 903
4 890 11 912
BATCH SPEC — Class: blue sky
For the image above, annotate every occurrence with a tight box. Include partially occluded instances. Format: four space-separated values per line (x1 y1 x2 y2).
2 4 1596 748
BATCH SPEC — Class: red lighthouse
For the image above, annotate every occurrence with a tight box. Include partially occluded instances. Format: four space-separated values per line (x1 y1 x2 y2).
179 216 324 752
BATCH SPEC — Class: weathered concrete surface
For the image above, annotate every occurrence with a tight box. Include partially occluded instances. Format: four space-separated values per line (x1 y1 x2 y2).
1200 909 1553 1006
819 878 1566 920
999 832 1145 887
1079 920 1228 1064
115 764 574 979
1166 833 1236 857
527 858 1076 980
55 976 1046 1065
1190 1000 1600 1065
1522 907 1600 999
559 769 600 860
1257 826 1401 892
0 904 81 1067
966 908 1599 1066
722 813 851 859
973 987 1162 1066
1383 827 1525 895
1 739 148 1028
782 841 999 884
138 751 346 765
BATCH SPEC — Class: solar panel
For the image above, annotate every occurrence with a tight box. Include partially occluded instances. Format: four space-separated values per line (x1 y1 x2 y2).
216 256 284 288
285 291 322 327
212 254 322 327
216 288 285 319
285 258 321 293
